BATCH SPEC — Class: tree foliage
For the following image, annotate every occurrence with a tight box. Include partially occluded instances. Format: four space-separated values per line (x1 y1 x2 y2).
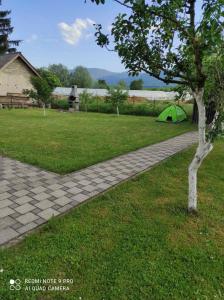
79 90 93 111
24 77 52 107
38 68 61 90
94 79 108 89
23 70 60 107
204 56 224 140
93 0 223 89
107 85 128 116
70 66 93 88
0 1 20 54
117 80 127 90
48 64 70 87
130 79 143 90
90 0 224 212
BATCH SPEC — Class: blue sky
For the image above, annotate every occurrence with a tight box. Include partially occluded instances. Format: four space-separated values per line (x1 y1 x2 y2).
3 0 128 72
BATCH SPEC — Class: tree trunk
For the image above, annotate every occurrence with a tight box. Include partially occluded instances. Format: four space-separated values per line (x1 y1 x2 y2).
117 105 119 116
192 99 216 124
188 88 213 212
43 103 46 117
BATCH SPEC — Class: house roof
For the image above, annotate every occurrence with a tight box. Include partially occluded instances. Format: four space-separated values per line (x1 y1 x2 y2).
0 52 40 76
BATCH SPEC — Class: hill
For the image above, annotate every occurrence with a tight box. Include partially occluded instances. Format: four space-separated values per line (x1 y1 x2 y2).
87 68 170 88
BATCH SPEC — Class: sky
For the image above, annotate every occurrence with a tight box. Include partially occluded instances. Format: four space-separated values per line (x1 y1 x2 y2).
2 0 128 72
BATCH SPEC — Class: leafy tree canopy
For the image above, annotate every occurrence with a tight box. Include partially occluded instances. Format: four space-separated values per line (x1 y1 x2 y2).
24 77 52 106
48 64 70 87
0 0 20 54
38 68 61 90
70 66 93 88
91 0 224 91
94 79 108 89
130 79 143 90
90 0 224 211
117 80 127 90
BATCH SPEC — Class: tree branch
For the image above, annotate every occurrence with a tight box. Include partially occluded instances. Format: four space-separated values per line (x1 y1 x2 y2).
141 67 188 85
112 0 131 8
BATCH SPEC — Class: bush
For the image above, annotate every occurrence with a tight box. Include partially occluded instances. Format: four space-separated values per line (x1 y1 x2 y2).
80 101 172 116
51 99 69 110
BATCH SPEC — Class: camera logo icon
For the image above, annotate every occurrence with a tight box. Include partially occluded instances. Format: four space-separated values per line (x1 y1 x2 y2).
9 279 21 290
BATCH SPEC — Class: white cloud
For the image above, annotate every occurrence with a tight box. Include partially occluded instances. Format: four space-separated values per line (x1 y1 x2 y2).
58 18 95 45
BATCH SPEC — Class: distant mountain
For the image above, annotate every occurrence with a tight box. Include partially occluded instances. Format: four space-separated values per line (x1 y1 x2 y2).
87 68 170 88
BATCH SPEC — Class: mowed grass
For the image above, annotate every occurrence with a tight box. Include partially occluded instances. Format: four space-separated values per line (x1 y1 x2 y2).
0 109 195 174
0 140 223 300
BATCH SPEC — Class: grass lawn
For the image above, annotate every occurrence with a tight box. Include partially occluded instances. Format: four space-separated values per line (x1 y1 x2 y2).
0 139 223 300
0 109 195 174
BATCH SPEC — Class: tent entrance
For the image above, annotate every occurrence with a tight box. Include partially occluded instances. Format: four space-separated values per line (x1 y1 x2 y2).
166 116 172 121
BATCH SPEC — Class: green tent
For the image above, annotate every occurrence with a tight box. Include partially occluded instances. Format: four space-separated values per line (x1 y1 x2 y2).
157 105 187 123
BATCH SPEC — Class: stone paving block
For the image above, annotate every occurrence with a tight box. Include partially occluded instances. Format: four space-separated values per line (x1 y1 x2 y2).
13 189 30 197
0 192 11 200
0 216 15 230
71 174 86 181
58 203 74 213
54 196 72 206
62 181 78 188
15 203 36 214
67 186 83 195
96 183 112 190
85 173 98 179
13 184 29 191
32 207 42 214
48 183 63 191
0 228 19 245
0 199 13 209
10 212 21 219
16 212 39 225
92 178 105 184
52 204 61 210
0 185 10 193
35 200 54 210
77 179 92 186
11 222 23 230
0 207 15 218
50 189 67 198
71 193 89 203
38 208 59 221
31 186 47 194
33 192 50 201
82 185 97 192
0 180 10 186
15 195 33 205
17 222 38 234
35 217 46 225
104 176 117 182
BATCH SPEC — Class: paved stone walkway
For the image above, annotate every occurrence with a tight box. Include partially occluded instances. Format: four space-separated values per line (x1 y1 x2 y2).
0 131 197 246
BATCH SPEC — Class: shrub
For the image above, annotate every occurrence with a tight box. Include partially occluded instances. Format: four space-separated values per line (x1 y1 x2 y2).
51 99 69 110
79 90 94 112
106 87 128 116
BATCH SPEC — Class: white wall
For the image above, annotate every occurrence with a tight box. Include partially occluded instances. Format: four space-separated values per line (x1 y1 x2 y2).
0 58 34 96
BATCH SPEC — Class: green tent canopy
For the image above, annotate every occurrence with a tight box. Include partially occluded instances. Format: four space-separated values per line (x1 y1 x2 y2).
157 105 187 123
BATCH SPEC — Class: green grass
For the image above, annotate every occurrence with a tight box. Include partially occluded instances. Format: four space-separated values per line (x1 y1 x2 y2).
0 139 223 300
0 109 195 174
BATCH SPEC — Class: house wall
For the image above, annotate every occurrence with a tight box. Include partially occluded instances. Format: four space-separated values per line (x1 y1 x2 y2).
0 58 35 97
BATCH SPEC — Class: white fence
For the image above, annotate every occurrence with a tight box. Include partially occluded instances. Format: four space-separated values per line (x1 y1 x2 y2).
53 87 178 101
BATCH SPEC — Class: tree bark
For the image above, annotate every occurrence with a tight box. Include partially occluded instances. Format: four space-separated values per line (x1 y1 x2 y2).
43 103 46 117
117 105 119 116
188 88 213 212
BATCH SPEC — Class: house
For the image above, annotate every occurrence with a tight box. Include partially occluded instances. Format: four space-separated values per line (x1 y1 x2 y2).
0 52 40 107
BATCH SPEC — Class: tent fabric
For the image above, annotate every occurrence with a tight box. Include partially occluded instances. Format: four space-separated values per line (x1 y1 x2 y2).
157 105 187 123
